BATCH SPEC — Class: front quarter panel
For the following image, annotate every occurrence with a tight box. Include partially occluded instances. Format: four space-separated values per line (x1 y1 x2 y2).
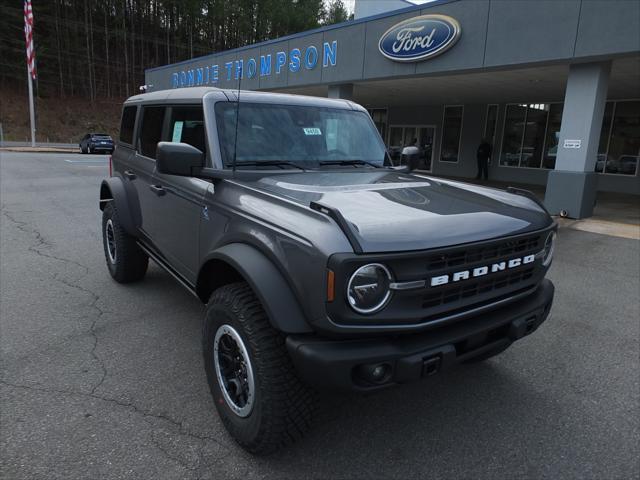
199 179 353 330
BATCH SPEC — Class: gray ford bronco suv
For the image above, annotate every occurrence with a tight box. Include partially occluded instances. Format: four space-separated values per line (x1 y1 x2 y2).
99 87 556 454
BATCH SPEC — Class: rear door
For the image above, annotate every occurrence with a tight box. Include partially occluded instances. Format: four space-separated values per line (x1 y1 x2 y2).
148 105 209 282
128 105 166 243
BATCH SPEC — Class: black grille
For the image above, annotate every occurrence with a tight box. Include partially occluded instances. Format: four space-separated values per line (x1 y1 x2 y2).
426 235 541 270
422 267 535 309
326 228 551 329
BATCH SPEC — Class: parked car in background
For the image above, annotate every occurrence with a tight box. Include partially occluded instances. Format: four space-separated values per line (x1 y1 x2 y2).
595 154 639 174
616 155 639 175
80 133 114 154
595 154 608 173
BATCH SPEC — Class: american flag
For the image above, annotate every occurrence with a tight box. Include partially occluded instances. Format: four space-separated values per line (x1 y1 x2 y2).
24 0 36 80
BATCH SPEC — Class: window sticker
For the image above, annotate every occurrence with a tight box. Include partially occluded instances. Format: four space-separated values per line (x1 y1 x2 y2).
325 119 338 151
172 121 184 142
303 127 322 136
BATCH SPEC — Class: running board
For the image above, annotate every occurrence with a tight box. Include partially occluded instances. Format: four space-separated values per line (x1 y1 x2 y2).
136 241 200 300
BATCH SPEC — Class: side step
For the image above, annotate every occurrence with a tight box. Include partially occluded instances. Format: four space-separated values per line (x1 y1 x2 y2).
136 241 200 300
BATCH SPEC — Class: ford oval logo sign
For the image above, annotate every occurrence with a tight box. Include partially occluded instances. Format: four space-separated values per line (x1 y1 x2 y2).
379 14 461 62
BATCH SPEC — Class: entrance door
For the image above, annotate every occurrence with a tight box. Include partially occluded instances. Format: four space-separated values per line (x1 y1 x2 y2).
387 125 436 171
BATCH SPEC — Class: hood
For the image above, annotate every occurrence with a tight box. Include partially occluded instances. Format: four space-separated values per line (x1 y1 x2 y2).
243 170 551 253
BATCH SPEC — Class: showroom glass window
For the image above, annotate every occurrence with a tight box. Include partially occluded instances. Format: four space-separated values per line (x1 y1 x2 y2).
484 104 499 162
440 106 463 162
595 102 615 172
500 104 527 167
501 103 550 168
599 100 640 175
368 108 388 142
500 100 638 175
542 104 563 169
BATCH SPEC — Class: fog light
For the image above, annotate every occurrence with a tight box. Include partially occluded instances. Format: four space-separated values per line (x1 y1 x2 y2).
371 364 387 380
355 363 392 384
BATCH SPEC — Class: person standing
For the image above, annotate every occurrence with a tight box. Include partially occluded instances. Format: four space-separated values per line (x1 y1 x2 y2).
476 138 492 180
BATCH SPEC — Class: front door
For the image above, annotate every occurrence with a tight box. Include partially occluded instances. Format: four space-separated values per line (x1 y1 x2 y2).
148 105 209 282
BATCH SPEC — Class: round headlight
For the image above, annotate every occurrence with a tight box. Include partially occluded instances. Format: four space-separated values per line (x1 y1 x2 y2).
347 263 392 314
542 231 556 267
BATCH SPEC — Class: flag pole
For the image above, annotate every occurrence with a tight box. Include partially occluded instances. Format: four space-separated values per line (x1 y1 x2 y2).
27 66 36 147
24 0 36 147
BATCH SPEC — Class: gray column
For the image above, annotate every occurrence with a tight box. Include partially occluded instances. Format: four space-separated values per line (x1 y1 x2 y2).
328 83 354 100
544 61 611 219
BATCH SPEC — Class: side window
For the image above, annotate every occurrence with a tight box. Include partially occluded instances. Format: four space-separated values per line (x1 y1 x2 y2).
119 106 137 145
169 106 206 153
139 106 166 159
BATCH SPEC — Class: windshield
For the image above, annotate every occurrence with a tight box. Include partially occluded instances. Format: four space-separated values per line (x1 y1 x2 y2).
214 102 388 168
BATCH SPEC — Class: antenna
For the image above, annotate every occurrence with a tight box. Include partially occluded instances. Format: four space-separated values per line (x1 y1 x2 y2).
232 61 242 173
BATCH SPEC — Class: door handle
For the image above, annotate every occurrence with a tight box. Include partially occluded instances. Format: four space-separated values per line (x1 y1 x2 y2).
123 170 136 180
149 184 166 196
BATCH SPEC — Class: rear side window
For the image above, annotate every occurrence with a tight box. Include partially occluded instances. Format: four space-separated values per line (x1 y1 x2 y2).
119 106 137 145
169 106 206 153
139 106 166 159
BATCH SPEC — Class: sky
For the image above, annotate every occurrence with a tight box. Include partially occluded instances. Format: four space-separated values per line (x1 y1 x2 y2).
343 0 355 15
335 0 438 17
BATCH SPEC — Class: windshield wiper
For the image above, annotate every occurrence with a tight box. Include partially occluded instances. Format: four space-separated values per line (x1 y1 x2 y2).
233 161 306 171
318 160 382 168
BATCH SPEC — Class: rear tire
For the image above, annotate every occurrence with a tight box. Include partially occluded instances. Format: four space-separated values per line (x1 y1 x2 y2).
101 203 148 283
203 282 316 455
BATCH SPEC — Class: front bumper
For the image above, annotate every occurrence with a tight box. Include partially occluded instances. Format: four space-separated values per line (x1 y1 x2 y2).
286 279 554 392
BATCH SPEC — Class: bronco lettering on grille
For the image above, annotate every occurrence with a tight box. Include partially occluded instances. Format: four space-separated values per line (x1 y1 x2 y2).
430 254 536 287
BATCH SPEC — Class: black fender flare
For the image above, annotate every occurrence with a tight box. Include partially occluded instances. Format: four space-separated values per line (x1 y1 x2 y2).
99 177 139 235
201 243 313 334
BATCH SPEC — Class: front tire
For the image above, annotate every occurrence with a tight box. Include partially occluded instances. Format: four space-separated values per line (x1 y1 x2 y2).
101 203 148 283
203 283 316 454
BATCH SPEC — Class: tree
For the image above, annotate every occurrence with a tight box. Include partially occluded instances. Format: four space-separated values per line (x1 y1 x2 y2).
324 0 349 25
0 0 333 99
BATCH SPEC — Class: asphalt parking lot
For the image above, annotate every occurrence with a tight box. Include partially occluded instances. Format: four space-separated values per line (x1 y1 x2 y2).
1 151 638 479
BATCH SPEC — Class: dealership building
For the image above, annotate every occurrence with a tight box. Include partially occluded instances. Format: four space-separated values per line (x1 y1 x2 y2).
145 0 640 218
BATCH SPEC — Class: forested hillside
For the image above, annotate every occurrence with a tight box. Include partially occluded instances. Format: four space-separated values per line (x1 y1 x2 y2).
0 0 349 100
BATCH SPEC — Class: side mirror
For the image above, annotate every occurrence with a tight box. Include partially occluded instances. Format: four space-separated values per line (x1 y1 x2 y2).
156 142 204 176
401 146 420 171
